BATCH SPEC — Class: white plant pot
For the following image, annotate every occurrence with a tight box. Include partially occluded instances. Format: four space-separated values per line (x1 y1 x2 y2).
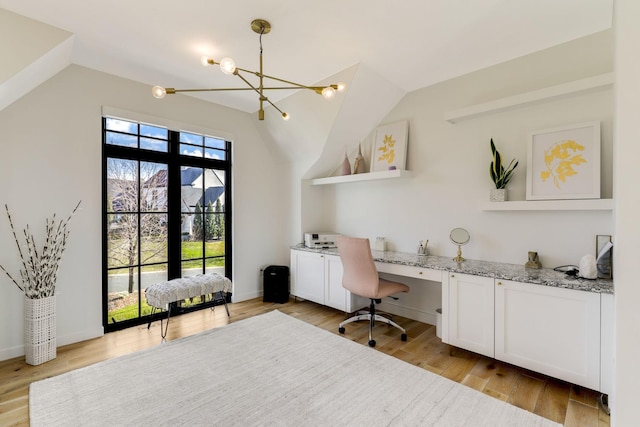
24 295 57 365
490 188 508 202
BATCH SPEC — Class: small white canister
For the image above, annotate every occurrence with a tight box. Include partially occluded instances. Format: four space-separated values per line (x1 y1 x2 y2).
375 237 387 251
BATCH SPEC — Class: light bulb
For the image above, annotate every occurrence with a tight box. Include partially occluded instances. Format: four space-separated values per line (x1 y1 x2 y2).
337 82 346 92
321 86 336 99
219 57 236 75
200 56 213 67
282 112 290 121
152 86 167 99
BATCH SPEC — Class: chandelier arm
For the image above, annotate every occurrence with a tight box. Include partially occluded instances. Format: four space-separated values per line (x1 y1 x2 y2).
257 74 335 93
233 71 266 99
233 67 335 94
171 88 257 93
167 86 331 94
234 71 286 119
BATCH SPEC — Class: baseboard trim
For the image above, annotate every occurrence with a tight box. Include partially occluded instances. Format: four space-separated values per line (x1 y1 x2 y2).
0 327 104 362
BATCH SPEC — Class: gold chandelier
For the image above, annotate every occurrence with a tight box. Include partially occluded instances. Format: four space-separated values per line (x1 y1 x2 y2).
152 19 346 121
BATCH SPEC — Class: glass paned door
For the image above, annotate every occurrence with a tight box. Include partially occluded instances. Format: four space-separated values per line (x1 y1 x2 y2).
106 158 168 324
181 167 226 279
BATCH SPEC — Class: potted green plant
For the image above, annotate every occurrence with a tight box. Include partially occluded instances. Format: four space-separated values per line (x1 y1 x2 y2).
489 138 518 201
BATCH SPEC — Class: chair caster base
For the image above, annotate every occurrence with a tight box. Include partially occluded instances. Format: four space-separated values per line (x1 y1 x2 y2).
401 333 407 342
368 340 376 347
338 327 345 334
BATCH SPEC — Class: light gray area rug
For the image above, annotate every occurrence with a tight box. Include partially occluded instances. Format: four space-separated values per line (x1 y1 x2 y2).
30 310 560 426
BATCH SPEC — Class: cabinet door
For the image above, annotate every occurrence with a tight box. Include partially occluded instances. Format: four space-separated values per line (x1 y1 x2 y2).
290 250 325 304
449 273 495 357
325 255 347 311
600 293 614 395
495 279 600 391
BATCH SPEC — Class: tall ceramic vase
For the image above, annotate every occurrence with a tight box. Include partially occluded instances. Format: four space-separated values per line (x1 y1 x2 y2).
24 295 57 365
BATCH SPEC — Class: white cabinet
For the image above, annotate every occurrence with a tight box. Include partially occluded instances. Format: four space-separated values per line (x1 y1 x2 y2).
495 279 601 391
325 255 346 310
290 250 325 304
600 293 614 395
448 273 495 358
290 250 366 312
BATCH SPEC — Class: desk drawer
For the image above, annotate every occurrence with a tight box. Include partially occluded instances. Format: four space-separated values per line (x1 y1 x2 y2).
375 262 442 282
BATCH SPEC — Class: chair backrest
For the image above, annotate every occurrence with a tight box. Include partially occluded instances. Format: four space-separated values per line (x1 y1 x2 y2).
337 236 379 299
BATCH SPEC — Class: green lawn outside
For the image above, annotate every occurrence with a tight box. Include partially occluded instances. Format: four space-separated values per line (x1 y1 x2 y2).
108 239 225 272
109 300 154 323
108 294 210 323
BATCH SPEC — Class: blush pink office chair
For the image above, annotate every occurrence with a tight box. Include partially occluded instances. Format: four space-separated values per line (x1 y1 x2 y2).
337 236 409 347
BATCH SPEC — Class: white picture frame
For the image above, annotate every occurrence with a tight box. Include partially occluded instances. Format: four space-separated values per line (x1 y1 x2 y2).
370 120 408 172
526 121 601 200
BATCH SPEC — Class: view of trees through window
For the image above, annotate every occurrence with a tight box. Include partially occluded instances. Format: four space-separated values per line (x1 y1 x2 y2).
103 117 231 331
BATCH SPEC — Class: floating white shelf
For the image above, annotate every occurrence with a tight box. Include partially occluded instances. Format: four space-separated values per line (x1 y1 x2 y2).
480 198 614 211
310 169 412 185
444 73 614 123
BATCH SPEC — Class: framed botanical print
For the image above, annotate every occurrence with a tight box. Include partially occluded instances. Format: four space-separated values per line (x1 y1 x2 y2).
370 120 408 172
526 122 600 200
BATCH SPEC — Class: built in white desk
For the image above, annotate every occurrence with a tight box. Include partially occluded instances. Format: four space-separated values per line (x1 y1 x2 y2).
291 243 613 294
290 244 614 394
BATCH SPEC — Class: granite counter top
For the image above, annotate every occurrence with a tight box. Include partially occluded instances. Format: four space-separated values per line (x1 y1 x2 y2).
291 244 614 294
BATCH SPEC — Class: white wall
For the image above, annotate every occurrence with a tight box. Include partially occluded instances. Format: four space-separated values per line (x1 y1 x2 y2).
0 65 290 360
305 31 614 270
613 0 640 424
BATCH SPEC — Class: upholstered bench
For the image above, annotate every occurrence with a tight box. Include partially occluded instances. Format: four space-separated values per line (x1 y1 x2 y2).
145 273 232 338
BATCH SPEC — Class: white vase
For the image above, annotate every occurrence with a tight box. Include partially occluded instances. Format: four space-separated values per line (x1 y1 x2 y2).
490 188 508 202
24 295 57 365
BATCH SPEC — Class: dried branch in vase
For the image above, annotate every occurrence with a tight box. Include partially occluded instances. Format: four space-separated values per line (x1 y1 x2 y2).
0 201 81 299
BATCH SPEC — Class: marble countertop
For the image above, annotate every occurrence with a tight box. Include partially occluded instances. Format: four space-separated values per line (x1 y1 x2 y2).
291 244 614 294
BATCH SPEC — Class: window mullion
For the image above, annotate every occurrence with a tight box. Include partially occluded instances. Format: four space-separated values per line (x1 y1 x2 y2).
167 130 182 280
137 161 142 316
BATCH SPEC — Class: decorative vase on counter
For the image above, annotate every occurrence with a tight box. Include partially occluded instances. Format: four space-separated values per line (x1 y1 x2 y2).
24 295 57 365
490 188 508 202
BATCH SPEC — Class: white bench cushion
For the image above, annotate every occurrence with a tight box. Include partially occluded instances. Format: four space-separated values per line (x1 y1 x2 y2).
145 273 232 308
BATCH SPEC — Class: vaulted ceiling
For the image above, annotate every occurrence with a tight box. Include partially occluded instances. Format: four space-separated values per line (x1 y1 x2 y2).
0 0 613 114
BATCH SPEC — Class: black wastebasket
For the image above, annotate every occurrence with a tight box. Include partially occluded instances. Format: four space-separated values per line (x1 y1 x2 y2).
263 265 290 303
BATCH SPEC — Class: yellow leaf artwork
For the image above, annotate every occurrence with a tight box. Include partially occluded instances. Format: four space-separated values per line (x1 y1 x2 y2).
540 139 587 188
377 134 396 164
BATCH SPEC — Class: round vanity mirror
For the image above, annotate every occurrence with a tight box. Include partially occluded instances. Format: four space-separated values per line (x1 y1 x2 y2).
450 228 470 262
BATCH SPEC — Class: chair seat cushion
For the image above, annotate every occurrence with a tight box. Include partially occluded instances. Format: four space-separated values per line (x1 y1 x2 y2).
375 278 409 299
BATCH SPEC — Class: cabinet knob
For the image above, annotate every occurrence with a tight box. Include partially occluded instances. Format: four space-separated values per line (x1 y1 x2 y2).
320 255 324 258
497 281 503 286
419 271 423 275
451 274 455 278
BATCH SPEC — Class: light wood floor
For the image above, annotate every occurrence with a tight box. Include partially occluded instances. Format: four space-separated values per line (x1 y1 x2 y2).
0 298 609 426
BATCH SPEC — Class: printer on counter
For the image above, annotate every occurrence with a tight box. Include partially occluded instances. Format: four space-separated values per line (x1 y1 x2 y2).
304 232 340 249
